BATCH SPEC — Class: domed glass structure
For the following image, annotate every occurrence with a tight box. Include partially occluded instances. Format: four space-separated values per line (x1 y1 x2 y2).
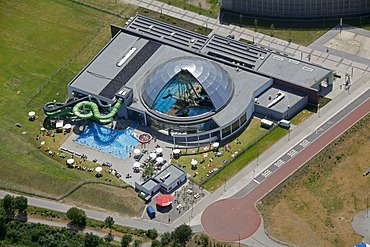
142 57 233 117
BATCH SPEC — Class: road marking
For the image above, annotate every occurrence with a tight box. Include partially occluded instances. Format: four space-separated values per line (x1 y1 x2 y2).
287 149 298 158
253 179 260 184
261 169 272 178
315 127 324 134
299 139 310 148
273 159 285 168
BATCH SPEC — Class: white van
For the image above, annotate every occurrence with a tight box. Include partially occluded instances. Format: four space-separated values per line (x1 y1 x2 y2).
278 119 291 128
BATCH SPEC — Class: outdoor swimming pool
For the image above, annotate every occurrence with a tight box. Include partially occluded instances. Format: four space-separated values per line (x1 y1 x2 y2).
76 123 139 158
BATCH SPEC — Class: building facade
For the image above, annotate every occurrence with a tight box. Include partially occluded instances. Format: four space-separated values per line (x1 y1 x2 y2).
221 0 370 19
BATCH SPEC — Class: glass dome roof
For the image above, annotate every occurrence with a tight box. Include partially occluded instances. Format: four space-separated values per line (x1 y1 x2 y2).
142 57 233 112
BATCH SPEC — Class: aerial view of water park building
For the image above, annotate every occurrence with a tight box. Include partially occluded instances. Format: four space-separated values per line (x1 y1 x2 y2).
3 0 370 246
44 15 333 147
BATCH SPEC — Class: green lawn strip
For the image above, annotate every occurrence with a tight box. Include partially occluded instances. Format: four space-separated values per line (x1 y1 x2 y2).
148 0 220 19
202 127 288 191
177 118 268 183
137 7 212 35
27 205 149 238
62 184 145 217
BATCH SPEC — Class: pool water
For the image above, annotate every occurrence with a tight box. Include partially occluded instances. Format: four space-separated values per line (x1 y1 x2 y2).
76 123 139 158
175 106 212 117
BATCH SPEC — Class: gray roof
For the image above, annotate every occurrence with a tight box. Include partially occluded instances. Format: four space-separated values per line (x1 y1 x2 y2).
141 57 234 111
255 86 307 113
69 33 151 100
142 178 160 191
154 165 186 187
257 54 331 88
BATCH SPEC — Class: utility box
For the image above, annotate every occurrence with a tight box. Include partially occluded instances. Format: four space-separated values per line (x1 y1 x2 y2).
146 206 155 218
260 119 274 129
278 119 291 129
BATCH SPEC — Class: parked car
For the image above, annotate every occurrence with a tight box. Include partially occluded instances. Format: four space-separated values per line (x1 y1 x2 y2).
102 162 112 167
193 193 200 199
147 206 155 218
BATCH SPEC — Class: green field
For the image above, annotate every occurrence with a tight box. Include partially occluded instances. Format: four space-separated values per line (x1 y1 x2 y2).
0 0 130 196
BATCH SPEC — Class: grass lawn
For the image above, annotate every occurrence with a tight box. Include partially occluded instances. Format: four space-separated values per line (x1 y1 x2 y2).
62 184 144 217
174 117 289 192
258 115 370 246
176 118 268 184
0 0 130 197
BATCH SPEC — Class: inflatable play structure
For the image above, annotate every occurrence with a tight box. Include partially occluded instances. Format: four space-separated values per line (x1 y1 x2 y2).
44 96 123 124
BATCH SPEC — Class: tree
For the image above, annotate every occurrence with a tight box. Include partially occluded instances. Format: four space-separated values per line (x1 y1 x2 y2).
104 216 115 235
269 23 275 37
151 239 162 247
14 196 28 215
160 232 172 246
2 195 14 215
147 228 158 240
134 239 143 247
66 207 86 226
171 224 192 246
254 19 258 31
200 234 209 247
121 234 132 247
0 208 6 239
84 232 101 247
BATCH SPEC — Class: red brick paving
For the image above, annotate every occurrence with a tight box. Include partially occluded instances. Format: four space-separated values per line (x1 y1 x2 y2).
201 98 370 242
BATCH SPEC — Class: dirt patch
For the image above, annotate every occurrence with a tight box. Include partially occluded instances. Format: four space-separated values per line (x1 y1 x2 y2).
259 115 370 246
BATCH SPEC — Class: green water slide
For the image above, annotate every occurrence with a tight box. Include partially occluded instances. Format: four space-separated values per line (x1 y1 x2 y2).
45 106 73 117
72 98 123 124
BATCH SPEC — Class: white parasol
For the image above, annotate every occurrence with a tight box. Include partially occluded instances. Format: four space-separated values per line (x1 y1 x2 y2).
133 162 141 168
133 149 141 155
63 124 72 129
28 111 35 117
156 157 164 164
212 142 220 148
67 158 74 165
191 159 198 166
40 127 46 131
149 152 157 159
95 167 103 172
155 147 163 154
173 149 181 154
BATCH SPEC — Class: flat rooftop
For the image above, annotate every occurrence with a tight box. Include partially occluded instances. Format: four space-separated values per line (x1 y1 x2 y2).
257 54 331 88
154 164 186 187
142 178 159 191
255 86 307 113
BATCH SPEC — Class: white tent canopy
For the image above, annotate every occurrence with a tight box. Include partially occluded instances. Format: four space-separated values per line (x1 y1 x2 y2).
95 167 103 172
156 147 163 154
133 162 141 168
28 111 35 117
133 149 141 155
173 149 181 154
149 153 157 159
212 142 220 148
67 159 74 165
63 124 72 129
156 157 164 164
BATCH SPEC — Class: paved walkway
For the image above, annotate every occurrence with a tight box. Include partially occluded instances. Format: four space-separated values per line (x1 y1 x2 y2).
352 209 370 244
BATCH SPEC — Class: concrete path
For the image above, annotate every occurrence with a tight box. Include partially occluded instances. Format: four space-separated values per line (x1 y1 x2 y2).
352 209 370 244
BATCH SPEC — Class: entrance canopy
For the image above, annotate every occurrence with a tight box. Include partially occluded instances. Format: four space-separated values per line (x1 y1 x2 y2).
156 194 173 207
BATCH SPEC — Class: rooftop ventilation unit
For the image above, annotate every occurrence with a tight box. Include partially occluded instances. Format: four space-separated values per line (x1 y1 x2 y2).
302 66 313 72
267 91 285 108
117 47 137 67
289 59 299 64
273 55 283 61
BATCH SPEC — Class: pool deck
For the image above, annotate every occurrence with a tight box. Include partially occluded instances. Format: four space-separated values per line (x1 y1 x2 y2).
60 123 175 187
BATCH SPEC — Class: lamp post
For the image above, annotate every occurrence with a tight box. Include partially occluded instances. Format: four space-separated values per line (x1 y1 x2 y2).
224 179 226 191
238 232 241 247
318 103 321 118
256 144 259 166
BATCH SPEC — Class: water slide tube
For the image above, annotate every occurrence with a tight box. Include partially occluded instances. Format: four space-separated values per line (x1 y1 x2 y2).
44 96 90 117
72 98 122 124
